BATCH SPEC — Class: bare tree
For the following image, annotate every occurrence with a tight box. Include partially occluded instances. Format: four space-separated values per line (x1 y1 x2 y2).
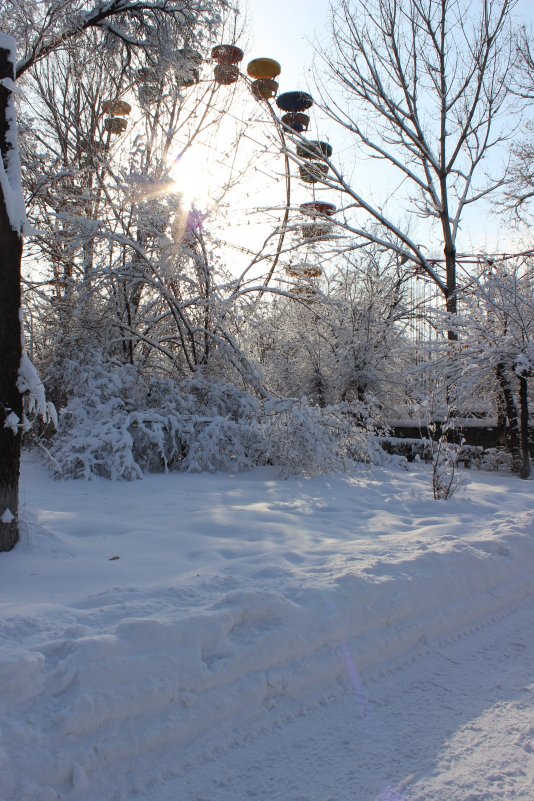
245 248 412 412
503 26 534 222
0 0 233 551
450 257 533 478
314 0 517 326
511 25 534 101
21 31 237 375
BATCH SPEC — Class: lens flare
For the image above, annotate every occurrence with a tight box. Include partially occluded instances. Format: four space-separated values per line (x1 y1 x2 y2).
169 149 213 210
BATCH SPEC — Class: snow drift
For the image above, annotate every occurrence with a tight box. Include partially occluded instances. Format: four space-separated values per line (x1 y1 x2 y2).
0 458 533 801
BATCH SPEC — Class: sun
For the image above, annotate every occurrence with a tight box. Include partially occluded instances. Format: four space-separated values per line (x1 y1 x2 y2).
168 147 214 210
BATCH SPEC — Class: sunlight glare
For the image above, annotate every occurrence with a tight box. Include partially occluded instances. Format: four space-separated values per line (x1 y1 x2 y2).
169 148 214 211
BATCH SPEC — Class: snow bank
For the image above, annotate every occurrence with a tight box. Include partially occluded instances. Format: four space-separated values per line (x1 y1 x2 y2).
0 459 533 801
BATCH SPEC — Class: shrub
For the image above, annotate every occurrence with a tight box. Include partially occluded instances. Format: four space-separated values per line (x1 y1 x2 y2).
45 358 384 480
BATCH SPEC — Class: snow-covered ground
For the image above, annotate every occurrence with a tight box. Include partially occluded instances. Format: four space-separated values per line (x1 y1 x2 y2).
1 456 533 801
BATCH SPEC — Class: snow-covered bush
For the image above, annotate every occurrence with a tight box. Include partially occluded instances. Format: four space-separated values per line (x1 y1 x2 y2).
45 358 385 480
256 399 342 477
431 438 463 499
478 447 513 472
182 416 259 473
256 398 386 478
48 358 262 479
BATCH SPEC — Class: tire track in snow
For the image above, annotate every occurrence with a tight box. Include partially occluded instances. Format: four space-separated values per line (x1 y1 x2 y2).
118 595 534 801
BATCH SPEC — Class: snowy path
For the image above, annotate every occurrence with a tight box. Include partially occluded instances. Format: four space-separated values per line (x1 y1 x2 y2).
115 597 534 801
1 460 533 801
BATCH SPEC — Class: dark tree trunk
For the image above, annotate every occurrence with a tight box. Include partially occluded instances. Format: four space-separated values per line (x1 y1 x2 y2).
495 363 521 475
518 374 531 479
497 391 507 446
444 242 457 342
440 151 457 343
0 46 23 551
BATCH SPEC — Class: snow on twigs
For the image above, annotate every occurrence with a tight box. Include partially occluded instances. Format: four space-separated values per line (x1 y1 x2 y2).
17 310 56 432
18 353 55 429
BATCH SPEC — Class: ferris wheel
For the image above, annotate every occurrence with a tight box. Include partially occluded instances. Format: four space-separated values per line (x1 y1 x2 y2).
210 44 338 297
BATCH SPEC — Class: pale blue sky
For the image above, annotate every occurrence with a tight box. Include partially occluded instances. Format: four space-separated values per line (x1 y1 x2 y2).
246 0 329 89
247 0 534 89
244 0 534 254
